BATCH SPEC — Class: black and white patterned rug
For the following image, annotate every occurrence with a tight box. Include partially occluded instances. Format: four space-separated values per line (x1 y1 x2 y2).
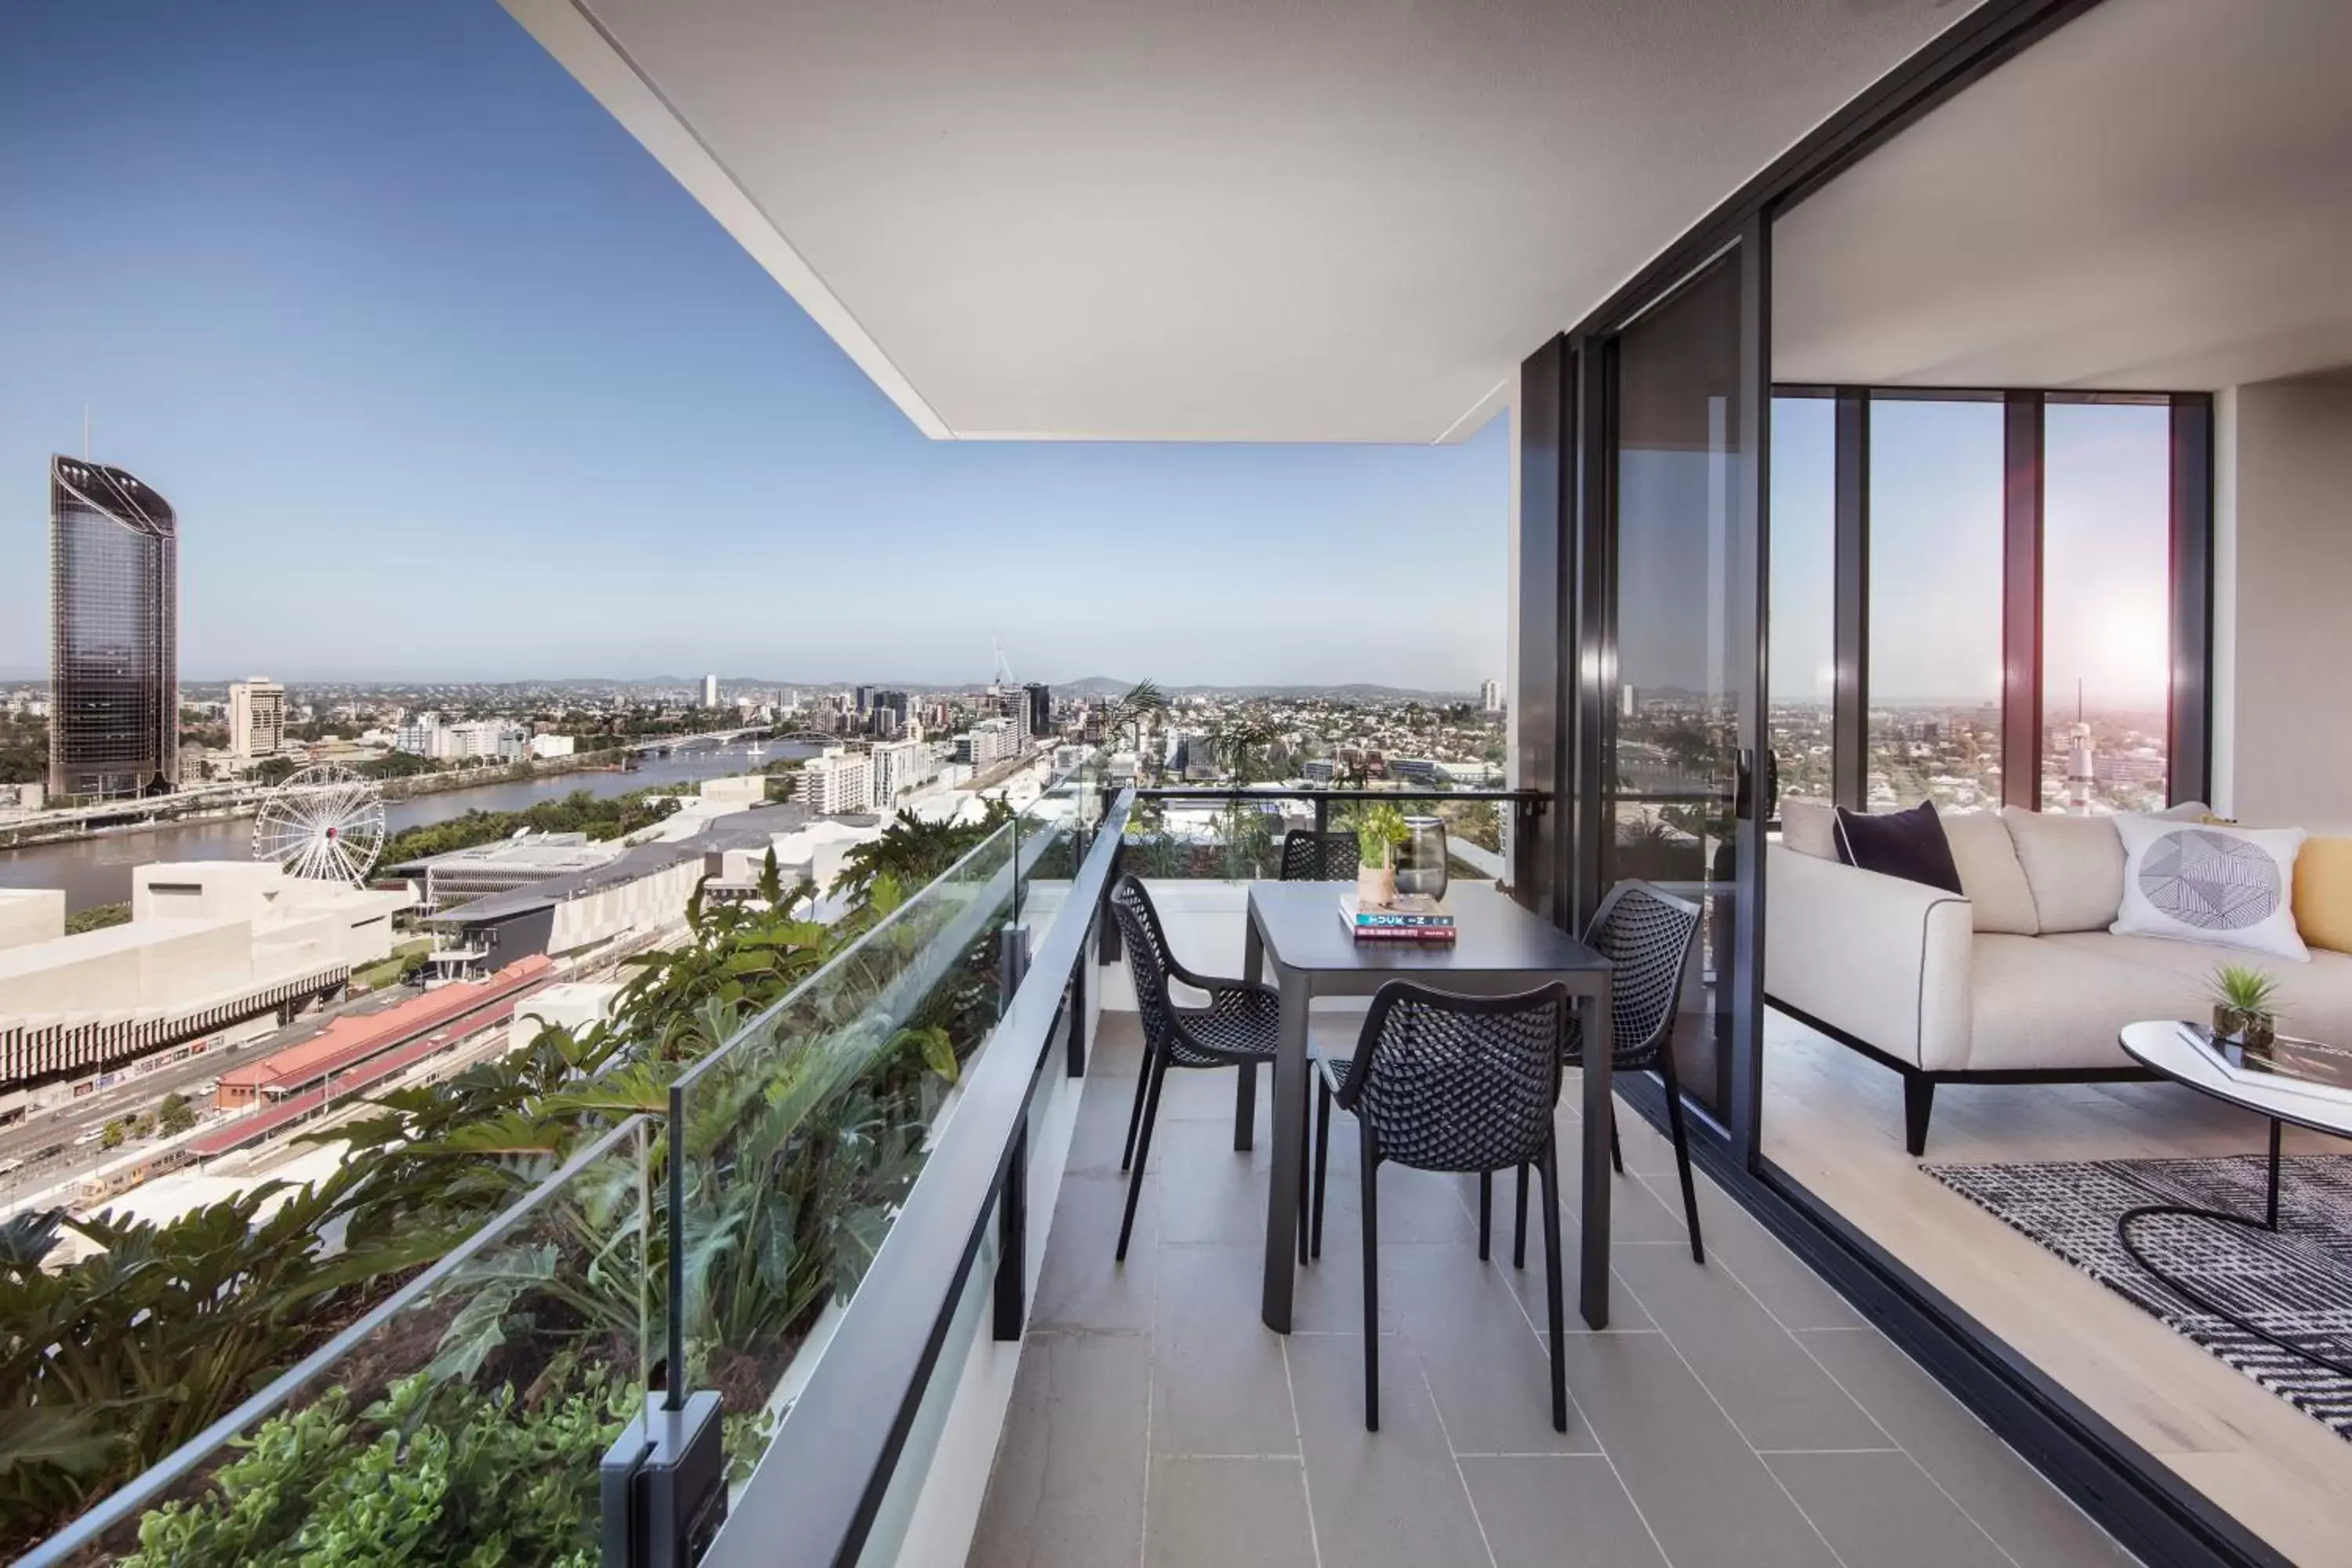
1926 1155 2352 1440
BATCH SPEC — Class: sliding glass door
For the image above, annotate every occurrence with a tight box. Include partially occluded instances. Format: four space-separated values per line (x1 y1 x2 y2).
1590 241 1767 1138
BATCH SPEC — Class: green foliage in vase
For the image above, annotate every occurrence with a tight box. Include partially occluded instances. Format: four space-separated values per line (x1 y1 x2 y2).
2208 963 2281 1019
1346 802 1411 869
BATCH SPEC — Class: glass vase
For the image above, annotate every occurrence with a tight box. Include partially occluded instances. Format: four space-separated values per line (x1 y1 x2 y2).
1394 816 1450 905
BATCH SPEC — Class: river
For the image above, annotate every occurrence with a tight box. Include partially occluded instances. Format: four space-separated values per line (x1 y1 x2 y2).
0 742 818 913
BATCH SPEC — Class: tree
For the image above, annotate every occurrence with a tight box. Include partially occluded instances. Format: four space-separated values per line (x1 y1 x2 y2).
829 800 1013 906
157 1094 195 1138
64 903 131 936
1097 680 1167 770
249 757 299 786
99 1120 125 1151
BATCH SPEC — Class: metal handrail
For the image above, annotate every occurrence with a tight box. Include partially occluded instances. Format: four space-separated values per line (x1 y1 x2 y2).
15 1114 655 1568
707 788 1134 1568
1134 785 1536 801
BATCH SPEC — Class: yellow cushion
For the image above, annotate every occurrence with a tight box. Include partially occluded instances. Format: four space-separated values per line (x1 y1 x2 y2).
2293 836 2352 954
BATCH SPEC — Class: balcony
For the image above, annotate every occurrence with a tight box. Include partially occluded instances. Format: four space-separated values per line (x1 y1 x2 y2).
965 924 2125 1568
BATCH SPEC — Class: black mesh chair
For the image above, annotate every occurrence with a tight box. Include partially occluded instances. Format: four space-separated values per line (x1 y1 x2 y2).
1510 880 1705 1267
1108 874 1301 1263
1311 982 1572 1432
1278 827 1360 882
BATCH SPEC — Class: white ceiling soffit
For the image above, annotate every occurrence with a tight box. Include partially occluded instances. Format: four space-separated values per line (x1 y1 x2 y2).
1773 0 2352 393
503 0 1973 443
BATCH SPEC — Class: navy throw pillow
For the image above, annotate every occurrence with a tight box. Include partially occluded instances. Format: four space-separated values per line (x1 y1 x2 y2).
1833 800 1963 895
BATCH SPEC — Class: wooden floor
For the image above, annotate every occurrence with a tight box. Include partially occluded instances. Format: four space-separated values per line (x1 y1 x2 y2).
1761 1010 2352 1567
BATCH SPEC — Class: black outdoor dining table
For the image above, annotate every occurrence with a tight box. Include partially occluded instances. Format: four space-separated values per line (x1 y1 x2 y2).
1240 880 1617 1334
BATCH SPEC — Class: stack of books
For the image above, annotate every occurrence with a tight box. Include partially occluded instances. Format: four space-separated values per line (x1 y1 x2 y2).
1339 894 1457 942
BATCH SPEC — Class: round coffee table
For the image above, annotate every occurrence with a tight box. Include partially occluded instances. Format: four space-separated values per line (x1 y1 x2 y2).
2118 1020 2352 1377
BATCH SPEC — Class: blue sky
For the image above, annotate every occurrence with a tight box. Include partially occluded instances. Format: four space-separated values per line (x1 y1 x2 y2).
0 1 1508 691
1772 395 2170 710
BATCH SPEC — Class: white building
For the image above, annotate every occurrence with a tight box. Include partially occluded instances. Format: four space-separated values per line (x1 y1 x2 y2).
955 718 1019 770
702 673 720 709
0 863 410 1105
869 738 935 804
228 677 287 759
796 748 873 814
434 720 529 763
528 733 577 760
1479 679 1503 713
393 712 442 755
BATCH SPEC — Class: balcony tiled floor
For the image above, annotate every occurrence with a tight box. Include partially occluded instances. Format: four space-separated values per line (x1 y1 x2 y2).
969 1010 2134 1568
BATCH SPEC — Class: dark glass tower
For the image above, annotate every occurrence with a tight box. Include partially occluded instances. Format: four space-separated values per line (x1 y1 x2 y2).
49 456 179 800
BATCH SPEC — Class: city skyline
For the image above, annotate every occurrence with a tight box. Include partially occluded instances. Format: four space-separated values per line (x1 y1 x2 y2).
0 1 1508 691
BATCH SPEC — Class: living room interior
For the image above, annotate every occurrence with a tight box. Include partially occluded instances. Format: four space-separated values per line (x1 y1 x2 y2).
1751 2 2352 1563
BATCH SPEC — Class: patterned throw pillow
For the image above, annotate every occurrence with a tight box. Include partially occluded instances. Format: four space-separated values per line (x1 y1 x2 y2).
2111 815 2309 961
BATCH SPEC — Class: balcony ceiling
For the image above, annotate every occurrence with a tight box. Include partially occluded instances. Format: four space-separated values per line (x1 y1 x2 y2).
503 0 1971 442
1773 0 2352 392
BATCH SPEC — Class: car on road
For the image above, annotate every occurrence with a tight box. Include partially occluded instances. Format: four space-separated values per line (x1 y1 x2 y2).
73 1129 103 1146
0 1157 22 1177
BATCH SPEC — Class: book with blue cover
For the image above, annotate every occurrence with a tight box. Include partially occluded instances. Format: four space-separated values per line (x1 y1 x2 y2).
1340 893 1456 940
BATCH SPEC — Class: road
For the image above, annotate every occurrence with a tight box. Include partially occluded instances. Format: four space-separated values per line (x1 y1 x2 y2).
0 982 422 1202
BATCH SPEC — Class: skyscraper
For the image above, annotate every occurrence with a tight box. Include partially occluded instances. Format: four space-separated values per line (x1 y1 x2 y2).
1479 679 1503 713
49 456 179 800
1023 681 1053 737
701 673 720 709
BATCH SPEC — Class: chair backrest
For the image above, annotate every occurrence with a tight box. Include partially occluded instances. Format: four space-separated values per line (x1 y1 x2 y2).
1108 874 1180 1051
1584 880 1701 1065
1279 828 1360 882
1337 982 1566 1174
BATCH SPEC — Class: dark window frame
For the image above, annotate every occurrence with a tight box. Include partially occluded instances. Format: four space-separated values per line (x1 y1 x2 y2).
1769 383 2212 813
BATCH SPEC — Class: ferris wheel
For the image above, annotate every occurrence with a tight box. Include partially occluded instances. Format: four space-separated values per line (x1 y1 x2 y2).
252 764 389 884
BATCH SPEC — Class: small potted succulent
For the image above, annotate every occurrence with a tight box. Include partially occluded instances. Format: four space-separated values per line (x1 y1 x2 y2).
2208 963 2282 1052
1354 801 1411 909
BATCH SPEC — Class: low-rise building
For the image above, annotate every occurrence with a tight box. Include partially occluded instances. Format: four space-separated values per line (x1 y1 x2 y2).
423 803 814 966
0 889 64 952
0 863 408 1099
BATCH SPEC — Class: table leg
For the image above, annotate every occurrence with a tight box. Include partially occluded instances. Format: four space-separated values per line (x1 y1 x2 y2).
2265 1117 2282 1230
1236 908 1265 1152
1261 967 1310 1334
1578 985 1613 1330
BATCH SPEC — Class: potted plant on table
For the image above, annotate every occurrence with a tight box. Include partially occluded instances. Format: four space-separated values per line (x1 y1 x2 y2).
2208 963 2282 1051
1354 801 1410 909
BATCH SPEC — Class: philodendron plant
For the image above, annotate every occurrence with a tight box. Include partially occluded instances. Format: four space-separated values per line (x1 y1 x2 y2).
2208 962 2282 1046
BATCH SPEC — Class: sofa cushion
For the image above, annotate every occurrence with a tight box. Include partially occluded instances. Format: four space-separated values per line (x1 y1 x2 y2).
1965 935 2185 1073
2002 808 2124 933
2112 815 2307 961
1835 800 1963 895
1942 811 2038 935
2042 932 2352 1047
1780 799 1837 860
2294 835 2352 955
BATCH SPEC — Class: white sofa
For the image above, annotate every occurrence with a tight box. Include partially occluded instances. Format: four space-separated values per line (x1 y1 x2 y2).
1765 804 2352 1154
